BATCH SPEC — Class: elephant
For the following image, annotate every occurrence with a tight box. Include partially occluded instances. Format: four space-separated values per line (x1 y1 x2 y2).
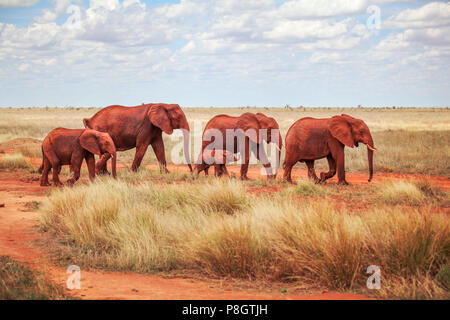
283 114 377 185
40 128 117 187
83 103 192 174
196 149 240 177
194 112 282 180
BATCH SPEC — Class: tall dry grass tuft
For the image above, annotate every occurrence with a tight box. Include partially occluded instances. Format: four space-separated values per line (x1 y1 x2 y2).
40 177 449 298
377 179 447 206
378 180 424 205
281 179 330 197
0 153 34 171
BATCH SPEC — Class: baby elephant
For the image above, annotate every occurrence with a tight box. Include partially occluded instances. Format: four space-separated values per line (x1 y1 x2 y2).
195 149 239 177
40 128 117 186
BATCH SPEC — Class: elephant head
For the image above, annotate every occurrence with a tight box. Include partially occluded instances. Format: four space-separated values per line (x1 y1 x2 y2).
80 129 117 179
255 113 283 176
329 114 377 182
148 103 192 172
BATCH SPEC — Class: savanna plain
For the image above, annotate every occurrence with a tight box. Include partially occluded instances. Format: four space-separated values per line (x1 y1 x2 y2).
0 107 449 300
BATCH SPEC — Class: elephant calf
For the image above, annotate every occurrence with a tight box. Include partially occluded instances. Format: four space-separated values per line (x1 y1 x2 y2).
195 149 239 177
40 128 117 186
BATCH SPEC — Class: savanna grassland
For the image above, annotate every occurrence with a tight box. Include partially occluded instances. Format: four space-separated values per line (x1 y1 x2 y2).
1 107 449 175
0 107 449 300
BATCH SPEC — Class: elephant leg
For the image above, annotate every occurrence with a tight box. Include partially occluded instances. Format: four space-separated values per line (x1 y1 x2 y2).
67 155 83 185
204 166 210 176
85 153 96 181
305 160 320 183
132 143 150 172
283 162 295 183
320 155 337 183
221 165 230 177
45 150 62 187
40 156 51 187
283 150 298 183
240 140 250 180
96 153 111 175
334 149 348 185
214 164 221 177
256 144 274 179
150 135 169 173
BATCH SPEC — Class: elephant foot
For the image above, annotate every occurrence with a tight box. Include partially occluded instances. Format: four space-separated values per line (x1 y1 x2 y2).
66 178 76 185
40 181 51 187
337 180 349 186
53 181 63 187
240 176 250 181
267 174 276 180
96 169 111 176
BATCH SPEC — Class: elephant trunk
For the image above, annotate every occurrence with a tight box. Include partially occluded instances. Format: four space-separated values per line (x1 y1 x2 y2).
180 118 193 173
111 151 117 179
366 135 375 183
274 131 283 177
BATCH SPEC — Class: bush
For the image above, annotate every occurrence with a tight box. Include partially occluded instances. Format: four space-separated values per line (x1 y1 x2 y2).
378 180 425 205
0 153 34 170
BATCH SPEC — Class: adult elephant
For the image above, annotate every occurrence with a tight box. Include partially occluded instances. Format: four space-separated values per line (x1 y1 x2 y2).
283 114 376 185
83 103 192 174
194 113 282 180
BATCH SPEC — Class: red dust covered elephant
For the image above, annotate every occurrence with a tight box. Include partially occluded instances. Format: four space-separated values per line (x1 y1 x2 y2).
83 103 192 174
194 112 282 180
283 114 377 185
39 128 117 186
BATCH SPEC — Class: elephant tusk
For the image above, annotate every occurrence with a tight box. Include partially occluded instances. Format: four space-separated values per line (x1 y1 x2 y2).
367 145 377 152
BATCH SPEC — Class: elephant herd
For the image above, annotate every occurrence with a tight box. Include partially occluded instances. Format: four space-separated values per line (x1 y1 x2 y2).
39 103 376 187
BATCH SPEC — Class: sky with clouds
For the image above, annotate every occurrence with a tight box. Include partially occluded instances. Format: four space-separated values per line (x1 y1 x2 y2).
0 0 449 107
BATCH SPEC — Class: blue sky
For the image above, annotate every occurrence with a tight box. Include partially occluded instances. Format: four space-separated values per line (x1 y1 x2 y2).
0 0 449 107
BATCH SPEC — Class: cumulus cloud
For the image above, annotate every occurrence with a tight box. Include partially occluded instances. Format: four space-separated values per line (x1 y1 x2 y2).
384 1 450 29
0 0 449 107
0 0 39 7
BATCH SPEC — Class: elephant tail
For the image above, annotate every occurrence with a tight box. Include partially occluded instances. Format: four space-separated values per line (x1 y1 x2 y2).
83 118 92 129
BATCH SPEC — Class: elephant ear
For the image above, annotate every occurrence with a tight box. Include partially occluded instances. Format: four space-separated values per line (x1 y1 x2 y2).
237 113 261 144
148 104 174 135
80 130 102 155
330 116 354 148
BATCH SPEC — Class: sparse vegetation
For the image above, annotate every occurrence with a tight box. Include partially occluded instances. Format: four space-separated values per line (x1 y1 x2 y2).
0 256 66 300
377 179 447 206
0 153 34 171
281 179 330 197
40 177 449 299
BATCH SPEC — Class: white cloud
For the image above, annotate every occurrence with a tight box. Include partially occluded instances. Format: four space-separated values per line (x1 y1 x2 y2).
384 2 450 29
0 0 449 107
0 0 39 7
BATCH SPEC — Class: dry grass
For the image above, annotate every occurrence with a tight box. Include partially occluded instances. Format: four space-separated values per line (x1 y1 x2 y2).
377 179 447 206
0 153 35 171
40 177 449 299
281 179 330 197
0 256 67 300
